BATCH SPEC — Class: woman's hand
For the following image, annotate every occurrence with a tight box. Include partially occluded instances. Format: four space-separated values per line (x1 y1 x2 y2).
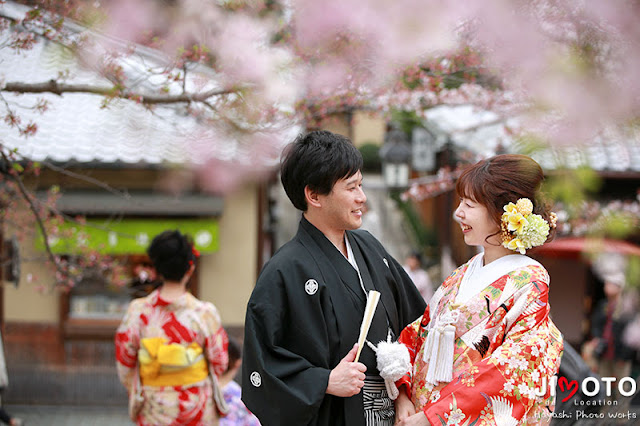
394 392 416 424
397 411 429 426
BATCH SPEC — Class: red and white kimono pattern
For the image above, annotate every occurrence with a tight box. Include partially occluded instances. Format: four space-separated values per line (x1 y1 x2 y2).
397 257 564 425
115 290 229 426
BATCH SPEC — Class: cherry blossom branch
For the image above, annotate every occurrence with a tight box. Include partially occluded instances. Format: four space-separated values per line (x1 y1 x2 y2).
0 148 61 275
0 149 139 288
2 80 242 105
5 150 157 235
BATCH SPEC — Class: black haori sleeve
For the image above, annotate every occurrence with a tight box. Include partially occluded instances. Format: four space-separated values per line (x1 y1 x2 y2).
241 243 339 426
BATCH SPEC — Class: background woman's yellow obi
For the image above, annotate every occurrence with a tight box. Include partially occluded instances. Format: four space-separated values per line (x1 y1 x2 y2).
138 337 209 387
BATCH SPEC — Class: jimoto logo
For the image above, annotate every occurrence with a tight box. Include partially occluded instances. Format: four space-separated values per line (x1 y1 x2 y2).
535 376 637 403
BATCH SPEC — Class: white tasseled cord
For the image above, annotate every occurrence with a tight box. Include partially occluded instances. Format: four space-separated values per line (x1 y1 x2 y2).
423 308 459 385
367 330 411 400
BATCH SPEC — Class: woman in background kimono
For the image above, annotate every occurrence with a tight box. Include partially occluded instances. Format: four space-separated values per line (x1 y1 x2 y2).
115 230 228 425
394 154 564 426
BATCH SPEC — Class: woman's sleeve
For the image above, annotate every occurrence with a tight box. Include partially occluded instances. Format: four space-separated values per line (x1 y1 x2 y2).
204 304 229 377
422 281 564 425
396 307 430 397
115 300 142 391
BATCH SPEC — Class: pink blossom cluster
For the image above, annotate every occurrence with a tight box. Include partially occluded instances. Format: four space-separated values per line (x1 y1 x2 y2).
5 0 640 193
0 147 128 290
403 166 463 202
554 199 640 238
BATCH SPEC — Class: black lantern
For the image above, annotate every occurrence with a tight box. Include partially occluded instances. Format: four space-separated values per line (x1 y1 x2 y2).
379 126 412 189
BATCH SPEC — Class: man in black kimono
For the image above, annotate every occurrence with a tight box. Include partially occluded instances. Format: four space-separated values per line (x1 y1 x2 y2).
242 130 426 426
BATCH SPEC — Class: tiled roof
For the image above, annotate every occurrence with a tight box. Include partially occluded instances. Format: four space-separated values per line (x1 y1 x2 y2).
532 131 640 173
424 105 515 159
0 2 222 166
423 105 640 172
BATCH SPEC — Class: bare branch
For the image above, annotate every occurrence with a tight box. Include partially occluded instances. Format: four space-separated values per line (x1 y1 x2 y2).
1 147 132 201
0 149 62 275
0 184 134 244
36 161 131 200
2 80 243 104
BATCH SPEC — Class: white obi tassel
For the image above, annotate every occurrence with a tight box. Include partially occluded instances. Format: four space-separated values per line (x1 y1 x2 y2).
423 308 459 385
367 331 411 400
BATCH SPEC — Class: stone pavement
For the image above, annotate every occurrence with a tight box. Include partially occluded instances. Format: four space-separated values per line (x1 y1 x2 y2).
5 404 131 426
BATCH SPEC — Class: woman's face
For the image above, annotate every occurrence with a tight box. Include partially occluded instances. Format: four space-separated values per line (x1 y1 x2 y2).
454 197 501 248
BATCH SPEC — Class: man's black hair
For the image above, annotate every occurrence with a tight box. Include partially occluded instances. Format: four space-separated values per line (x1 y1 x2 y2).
280 130 363 211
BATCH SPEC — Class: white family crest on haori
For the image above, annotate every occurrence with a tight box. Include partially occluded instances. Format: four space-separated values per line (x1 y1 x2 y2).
305 279 319 295
250 371 262 387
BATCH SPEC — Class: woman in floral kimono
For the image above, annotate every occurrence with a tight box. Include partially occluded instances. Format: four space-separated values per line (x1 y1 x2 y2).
116 230 229 425
394 154 564 426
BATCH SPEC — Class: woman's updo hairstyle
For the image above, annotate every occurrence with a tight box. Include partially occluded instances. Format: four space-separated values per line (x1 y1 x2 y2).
147 230 196 282
455 154 556 243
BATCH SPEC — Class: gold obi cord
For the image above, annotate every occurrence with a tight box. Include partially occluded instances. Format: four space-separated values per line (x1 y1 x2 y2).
138 337 209 387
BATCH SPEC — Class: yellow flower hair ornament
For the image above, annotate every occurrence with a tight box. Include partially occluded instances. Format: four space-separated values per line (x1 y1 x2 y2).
500 198 555 254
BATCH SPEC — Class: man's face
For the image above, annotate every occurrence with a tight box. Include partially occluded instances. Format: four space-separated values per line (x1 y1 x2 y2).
318 171 367 232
